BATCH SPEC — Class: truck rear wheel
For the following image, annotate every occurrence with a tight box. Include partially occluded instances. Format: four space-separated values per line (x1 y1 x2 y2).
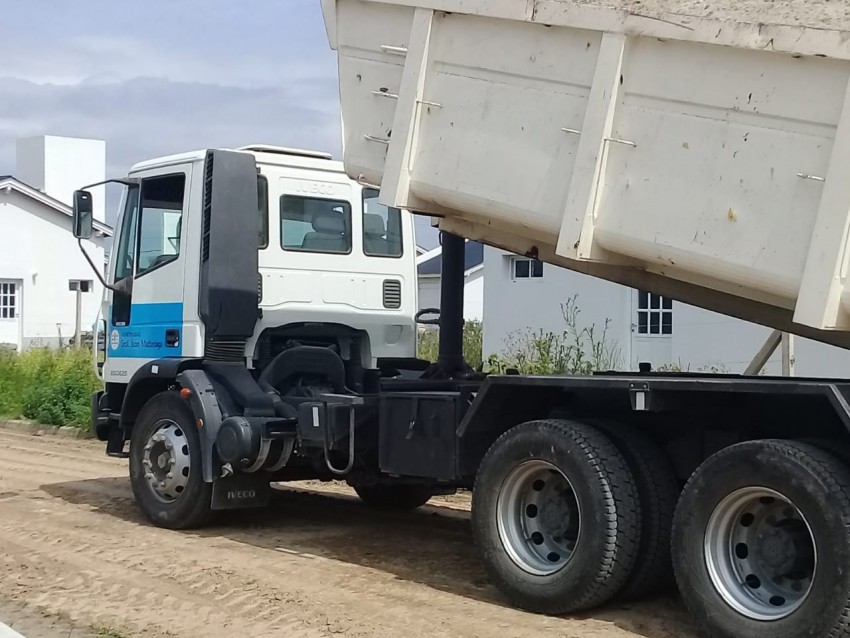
472 419 640 614
129 392 214 530
594 421 679 600
352 484 433 510
672 439 850 638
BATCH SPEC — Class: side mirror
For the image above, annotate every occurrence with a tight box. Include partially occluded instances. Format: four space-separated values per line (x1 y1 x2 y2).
73 190 94 239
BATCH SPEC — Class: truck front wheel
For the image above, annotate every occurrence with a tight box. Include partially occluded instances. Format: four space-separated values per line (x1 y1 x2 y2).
128 392 214 530
472 419 640 614
672 439 850 638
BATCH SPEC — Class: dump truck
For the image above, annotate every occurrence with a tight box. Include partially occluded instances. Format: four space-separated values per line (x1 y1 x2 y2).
316 1 850 636
69 3 850 636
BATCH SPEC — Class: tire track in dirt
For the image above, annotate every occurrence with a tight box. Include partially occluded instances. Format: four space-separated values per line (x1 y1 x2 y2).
0 428 696 638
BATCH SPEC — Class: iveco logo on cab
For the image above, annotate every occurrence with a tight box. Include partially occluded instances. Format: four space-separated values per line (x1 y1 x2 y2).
293 181 335 196
227 490 256 500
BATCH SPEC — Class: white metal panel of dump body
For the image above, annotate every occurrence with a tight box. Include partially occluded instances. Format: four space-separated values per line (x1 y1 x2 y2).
322 0 850 348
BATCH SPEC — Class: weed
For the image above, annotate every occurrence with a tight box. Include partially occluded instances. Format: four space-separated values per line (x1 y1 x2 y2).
487 295 623 375
0 348 100 428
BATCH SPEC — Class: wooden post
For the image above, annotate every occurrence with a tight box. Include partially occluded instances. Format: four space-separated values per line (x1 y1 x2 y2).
75 286 83 349
781 332 795 376
744 330 782 375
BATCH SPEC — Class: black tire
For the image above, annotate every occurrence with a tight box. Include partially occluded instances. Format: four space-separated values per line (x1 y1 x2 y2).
129 391 214 530
353 484 433 510
798 437 850 469
472 419 640 614
593 421 679 600
672 439 850 638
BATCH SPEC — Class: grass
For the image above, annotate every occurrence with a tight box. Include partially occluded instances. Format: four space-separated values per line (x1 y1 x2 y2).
0 348 101 428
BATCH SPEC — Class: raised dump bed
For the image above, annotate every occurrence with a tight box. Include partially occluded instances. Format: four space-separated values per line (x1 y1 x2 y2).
321 0 850 348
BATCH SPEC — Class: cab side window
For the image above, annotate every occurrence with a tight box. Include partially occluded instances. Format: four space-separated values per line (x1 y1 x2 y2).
362 188 403 257
280 195 352 254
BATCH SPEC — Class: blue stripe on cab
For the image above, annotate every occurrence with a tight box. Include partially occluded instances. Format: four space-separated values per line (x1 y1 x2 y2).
108 302 184 359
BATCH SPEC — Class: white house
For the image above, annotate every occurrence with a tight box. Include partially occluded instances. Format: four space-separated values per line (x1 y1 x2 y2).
0 135 112 350
483 247 850 377
417 240 484 322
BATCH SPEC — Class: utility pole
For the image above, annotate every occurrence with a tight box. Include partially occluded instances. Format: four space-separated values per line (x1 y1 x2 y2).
75 285 83 349
69 280 91 349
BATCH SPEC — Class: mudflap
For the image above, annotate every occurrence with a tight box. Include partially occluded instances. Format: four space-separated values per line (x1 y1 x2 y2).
211 473 271 510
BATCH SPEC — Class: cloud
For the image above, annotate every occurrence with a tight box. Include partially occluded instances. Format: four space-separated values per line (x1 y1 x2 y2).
0 0 439 246
0 75 341 186
0 1 342 224
0 0 338 88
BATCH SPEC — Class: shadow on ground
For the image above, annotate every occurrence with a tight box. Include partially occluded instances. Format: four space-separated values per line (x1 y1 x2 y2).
42 477 696 638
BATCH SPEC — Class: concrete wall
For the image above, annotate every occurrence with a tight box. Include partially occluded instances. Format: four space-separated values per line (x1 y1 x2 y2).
16 136 106 222
483 247 850 377
0 190 107 349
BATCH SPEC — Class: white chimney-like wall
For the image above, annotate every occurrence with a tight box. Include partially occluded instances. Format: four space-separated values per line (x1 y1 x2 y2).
15 135 106 222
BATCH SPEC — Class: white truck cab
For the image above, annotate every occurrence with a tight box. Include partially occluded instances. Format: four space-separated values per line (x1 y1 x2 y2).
97 145 417 387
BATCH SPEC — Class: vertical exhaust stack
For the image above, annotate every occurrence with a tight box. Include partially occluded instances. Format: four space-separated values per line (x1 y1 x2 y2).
436 232 467 377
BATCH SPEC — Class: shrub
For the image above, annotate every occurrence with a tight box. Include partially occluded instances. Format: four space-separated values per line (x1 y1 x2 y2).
487 295 623 375
0 348 100 428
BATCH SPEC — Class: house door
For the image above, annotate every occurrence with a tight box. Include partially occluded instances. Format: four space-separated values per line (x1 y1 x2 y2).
0 280 21 350
630 290 673 369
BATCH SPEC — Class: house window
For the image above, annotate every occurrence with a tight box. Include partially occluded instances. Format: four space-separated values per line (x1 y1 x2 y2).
512 258 543 280
0 282 16 319
637 291 673 335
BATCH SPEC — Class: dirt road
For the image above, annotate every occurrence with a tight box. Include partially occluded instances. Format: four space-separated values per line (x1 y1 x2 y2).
0 426 697 638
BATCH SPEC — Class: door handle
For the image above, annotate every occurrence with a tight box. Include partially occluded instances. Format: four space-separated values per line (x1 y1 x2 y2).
165 329 180 348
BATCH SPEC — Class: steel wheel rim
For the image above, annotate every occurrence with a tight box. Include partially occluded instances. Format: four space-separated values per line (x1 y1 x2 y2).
705 486 817 620
496 460 580 576
142 419 191 503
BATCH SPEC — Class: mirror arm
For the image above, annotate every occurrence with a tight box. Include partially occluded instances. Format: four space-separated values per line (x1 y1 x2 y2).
79 177 140 190
77 238 120 294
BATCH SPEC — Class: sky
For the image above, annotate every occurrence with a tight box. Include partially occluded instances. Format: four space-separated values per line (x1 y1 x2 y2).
0 0 438 247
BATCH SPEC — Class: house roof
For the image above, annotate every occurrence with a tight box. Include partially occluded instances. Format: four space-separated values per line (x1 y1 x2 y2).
417 239 484 276
0 175 113 237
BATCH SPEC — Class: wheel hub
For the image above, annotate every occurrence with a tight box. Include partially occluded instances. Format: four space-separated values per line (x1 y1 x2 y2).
541 498 569 535
756 526 797 574
142 420 191 503
705 487 817 620
496 460 581 576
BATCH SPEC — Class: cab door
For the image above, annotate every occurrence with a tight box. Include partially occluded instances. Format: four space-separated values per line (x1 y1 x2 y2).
103 167 191 383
